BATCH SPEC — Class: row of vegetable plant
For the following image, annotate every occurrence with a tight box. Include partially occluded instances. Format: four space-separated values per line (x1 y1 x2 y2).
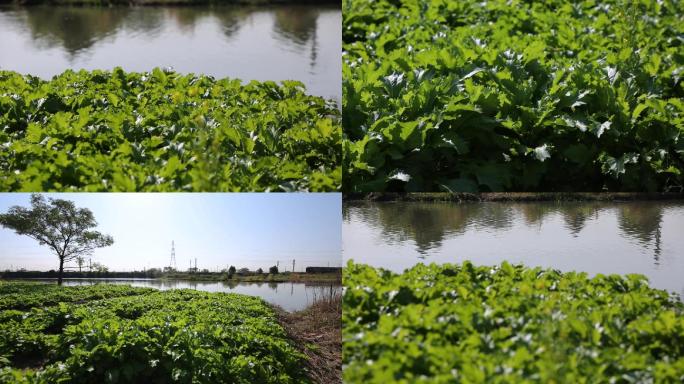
0 282 155 311
343 261 684 382
0 68 341 192
0 282 309 383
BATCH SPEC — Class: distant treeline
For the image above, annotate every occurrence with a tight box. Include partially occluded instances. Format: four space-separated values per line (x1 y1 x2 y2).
1 270 164 279
0 0 338 5
1 269 343 281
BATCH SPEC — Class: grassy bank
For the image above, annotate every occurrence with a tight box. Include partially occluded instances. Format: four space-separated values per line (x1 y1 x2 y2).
0 281 310 383
344 192 684 202
343 261 684 382
277 290 342 384
1 271 342 284
162 272 342 283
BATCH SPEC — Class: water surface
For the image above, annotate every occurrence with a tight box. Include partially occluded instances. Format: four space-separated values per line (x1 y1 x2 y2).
22 278 340 311
0 5 341 103
343 201 684 296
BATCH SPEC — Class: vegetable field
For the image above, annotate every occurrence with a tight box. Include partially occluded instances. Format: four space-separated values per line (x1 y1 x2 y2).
0 282 309 383
343 0 684 192
343 261 684 383
0 69 341 192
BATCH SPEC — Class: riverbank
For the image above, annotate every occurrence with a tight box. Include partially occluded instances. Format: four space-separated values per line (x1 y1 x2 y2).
345 192 684 202
162 271 342 283
1 271 341 284
276 290 341 384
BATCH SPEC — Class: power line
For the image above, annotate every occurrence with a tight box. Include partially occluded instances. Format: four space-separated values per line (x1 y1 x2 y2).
169 241 176 270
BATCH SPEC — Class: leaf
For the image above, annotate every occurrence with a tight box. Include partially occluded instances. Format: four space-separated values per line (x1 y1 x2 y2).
631 104 648 121
533 144 552 162
151 67 167 84
388 170 411 182
590 121 611 138
461 68 484 81
381 120 422 149
112 172 136 190
523 40 546 62
603 153 639 177
605 66 619 85
24 123 43 144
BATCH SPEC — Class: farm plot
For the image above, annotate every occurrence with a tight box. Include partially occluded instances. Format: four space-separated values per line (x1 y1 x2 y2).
0 282 309 383
0 69 341 192
342 0 684 192
343 261 684 383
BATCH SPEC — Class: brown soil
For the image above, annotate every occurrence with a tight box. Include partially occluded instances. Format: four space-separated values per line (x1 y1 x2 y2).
276 292 342 384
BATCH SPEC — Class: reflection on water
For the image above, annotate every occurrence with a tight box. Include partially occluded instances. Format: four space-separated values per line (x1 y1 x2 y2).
343 201 684 295
0 5 341 103
618 204 665 263
18 7 130 54
29 279 340 312
273 7 317 47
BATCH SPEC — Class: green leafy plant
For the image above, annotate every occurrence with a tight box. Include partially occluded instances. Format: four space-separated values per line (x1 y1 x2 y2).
0 68 341 192
0 282 309 383
343 261 684 383
0 282 155 311
342 0 684 192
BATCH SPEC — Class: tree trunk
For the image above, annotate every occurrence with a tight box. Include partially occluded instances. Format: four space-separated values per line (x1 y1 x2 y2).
58 257 64 286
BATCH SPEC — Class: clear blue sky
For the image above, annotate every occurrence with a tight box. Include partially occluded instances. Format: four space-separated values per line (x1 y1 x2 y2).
0 193 341 272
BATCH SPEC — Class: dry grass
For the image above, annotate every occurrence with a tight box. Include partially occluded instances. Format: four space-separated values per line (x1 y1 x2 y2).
277 289 341 384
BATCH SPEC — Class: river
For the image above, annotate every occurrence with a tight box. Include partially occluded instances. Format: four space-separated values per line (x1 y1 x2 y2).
343 200 684 296
0 4 341 104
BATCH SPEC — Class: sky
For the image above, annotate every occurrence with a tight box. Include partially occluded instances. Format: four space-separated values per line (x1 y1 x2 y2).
0 193 341 272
